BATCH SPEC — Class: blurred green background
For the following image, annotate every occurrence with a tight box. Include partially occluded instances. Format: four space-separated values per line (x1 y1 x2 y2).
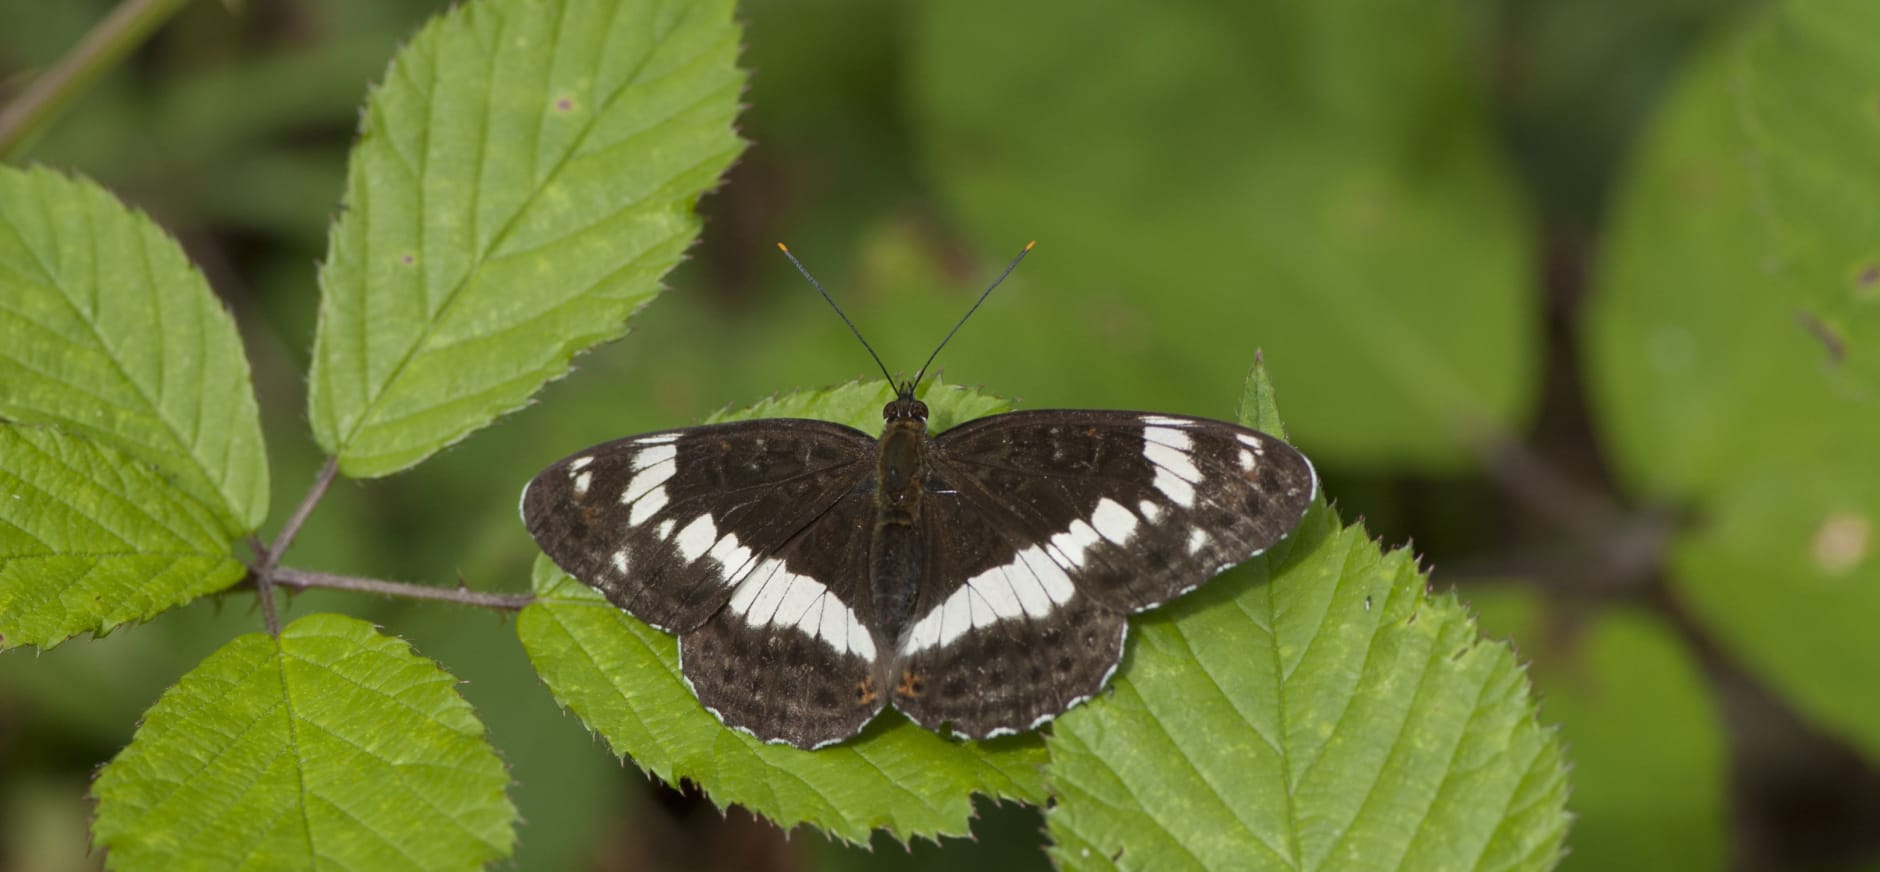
3 0 1878 870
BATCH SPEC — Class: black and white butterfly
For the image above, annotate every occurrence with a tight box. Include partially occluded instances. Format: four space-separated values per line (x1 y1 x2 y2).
521 244 1316 749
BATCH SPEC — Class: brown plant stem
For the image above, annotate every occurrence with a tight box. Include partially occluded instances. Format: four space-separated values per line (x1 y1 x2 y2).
269 568 534 611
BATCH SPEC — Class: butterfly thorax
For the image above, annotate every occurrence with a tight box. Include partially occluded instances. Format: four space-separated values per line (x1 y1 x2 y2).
869 396 931 637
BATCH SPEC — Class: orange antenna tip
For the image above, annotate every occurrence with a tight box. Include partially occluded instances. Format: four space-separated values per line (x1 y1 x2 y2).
776 242 790 252
1024 240 1037 251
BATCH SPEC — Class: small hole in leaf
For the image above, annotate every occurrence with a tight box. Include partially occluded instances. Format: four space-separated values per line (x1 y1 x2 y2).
1813 513 1870 575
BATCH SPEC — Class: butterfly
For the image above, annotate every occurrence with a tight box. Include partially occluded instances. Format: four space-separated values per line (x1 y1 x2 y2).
521 243 1316 749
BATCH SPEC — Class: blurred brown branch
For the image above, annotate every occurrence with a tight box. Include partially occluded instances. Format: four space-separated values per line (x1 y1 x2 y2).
0 0 196 157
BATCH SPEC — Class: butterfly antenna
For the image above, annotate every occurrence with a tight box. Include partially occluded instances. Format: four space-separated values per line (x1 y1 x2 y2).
777 243 898 389
912 241 1036 391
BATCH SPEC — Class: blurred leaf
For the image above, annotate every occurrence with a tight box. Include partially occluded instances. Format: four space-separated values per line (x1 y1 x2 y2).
1045 507 1568 870
91 614 517 870
910 0 1539 471
187 149 347 246
1587 22 1880 502
1499 0 1755 223
0 166 268 534
148 32 406 156
0 427 243 650
1586 18 1880 763
517 381 1051 845
1586 30 1814 500
1472 590 1728 872
1737 0 1880 389
308 0 746 478
1676 465 1880 761
15 15 411 245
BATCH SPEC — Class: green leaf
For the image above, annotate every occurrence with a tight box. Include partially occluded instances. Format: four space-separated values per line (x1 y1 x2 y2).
911 1 1538 471
1236 354 1290 441
308 0 747 478
517 381 1048 844
523 557 1049 844
1675 465 1880 760
1737 0 1880 389
1586 17 1880 762
703 376 1014 433
92 613 517 870
1472 590 1727 871
1044 507 1568 871
0 426 245 650
1587 24 1880 502
0 166 267 534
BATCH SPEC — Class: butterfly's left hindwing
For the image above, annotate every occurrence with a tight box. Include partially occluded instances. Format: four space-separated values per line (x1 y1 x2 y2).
521 419 875 634
891 483 1128 738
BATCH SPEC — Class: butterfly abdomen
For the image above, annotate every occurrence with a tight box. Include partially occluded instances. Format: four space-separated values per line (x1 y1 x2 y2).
870 418 928 637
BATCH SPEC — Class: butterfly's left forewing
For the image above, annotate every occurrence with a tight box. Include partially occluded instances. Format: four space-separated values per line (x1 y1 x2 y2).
888 410 1316 737
929 410 1316 612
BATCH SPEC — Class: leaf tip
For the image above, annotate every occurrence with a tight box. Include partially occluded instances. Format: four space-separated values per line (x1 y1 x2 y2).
1236 351 1291 441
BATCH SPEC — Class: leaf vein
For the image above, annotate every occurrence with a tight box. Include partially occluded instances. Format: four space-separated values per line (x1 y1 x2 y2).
269 638 320 864
1139 660 1292 867
1320 614 1445 869
331 4 707 458
1394 645 1498 872
291 716 501 851
1287 539 1388 788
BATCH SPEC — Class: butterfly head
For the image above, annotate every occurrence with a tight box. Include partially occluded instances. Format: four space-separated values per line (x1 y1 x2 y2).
883 384 929 424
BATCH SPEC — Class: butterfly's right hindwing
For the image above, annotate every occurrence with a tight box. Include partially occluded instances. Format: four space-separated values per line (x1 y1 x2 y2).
521 419 875 634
